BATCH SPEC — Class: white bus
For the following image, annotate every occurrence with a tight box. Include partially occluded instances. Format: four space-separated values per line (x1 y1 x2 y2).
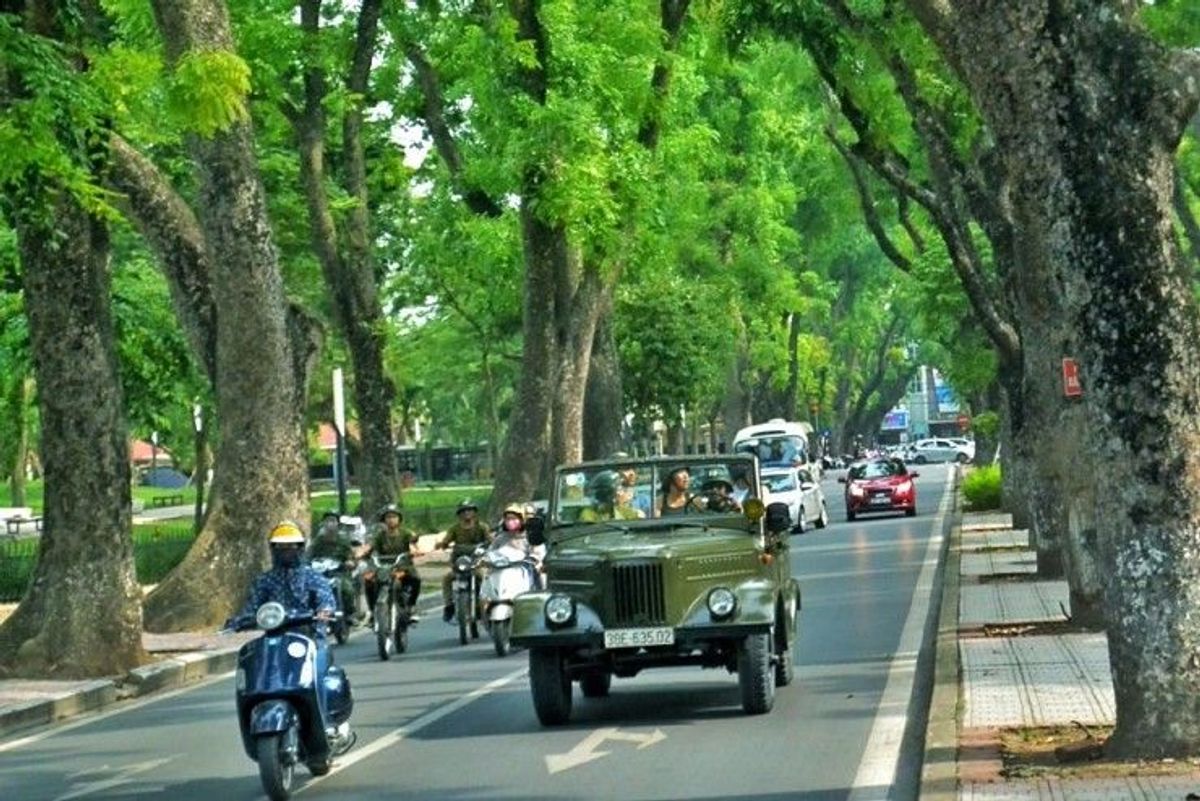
731 419 819 477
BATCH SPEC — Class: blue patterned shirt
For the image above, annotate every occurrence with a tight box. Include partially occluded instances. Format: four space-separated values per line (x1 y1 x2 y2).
238 564 336 621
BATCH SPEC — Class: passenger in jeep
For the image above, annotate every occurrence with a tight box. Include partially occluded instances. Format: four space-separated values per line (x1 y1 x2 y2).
578 471 641 522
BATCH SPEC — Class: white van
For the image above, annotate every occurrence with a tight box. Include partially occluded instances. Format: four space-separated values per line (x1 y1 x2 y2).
731 419 820 478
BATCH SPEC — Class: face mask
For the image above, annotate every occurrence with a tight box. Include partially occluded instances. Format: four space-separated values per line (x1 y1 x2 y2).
504 518 523 533
273 547 302 569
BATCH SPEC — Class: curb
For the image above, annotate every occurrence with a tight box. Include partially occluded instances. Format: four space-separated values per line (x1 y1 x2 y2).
920 477 964 801
0 680 118 741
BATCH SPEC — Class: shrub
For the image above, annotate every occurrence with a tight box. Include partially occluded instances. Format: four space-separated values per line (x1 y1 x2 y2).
962 464 1003 511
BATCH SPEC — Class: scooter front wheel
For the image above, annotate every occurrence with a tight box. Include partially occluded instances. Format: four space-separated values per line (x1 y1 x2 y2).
375 601 395 660
256 728 297 801
492 617 511 657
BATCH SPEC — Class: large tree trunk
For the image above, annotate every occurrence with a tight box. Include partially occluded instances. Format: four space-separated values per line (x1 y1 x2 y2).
582 310 625 460
489 205 563 511
0 199 145 678
293 0 396 520
908 0 1200 756
548 268 607 471
143 0 308 631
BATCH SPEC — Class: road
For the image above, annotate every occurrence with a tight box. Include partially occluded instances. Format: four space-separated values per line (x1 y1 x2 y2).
0 465 953 801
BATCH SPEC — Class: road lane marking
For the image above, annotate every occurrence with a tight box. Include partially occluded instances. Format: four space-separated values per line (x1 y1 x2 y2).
545 727 666 774
847 471 953 801
52 755 178 801
297 666 528 794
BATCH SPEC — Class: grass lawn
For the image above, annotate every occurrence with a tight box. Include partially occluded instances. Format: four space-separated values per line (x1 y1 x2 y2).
3 480 493 517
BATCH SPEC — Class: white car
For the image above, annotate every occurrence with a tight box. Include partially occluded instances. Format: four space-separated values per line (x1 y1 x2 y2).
761 467 829 533
905 438 970 464
946 437 976 462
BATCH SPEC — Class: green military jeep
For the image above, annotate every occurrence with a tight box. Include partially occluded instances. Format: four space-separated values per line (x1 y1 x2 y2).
510 454 801 725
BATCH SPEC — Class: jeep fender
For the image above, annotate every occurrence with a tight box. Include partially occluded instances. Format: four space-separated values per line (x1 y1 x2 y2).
680 578 776 628
511 592 604 639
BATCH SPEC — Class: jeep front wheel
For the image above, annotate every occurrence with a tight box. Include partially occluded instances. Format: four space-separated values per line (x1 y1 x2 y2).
738 633 776 715
529 648 573 725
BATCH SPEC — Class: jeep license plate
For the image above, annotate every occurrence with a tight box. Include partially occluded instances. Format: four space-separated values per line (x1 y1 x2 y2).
603 627 675 649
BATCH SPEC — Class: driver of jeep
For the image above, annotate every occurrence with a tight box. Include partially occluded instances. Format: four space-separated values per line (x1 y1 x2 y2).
578 470 640 522
699 477 743 513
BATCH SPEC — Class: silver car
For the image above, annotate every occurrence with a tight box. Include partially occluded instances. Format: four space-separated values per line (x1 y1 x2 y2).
762 467 829 533
905 438 970 464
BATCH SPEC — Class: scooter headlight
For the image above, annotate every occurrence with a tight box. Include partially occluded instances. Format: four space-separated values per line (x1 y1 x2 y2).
487 553 511 569
255 602 286 631
707 587 737 619
544 594 575 626
287 641 308 659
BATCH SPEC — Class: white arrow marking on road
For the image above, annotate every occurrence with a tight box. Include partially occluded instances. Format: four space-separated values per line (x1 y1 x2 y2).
545 727 666 774
53 755 178 801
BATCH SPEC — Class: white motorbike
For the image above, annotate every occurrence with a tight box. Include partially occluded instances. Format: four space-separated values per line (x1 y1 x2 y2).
477 539 542 657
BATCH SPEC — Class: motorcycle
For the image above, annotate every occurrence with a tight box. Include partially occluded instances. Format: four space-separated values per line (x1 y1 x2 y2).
365 553 418 660
230 602 355 801
477 541 541 657
452 549 483 646
309 557 352 645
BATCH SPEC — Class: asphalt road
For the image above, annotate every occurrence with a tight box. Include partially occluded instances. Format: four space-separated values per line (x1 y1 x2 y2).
0 464 953 801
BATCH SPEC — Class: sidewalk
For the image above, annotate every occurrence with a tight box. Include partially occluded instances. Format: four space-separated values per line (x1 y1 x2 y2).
922 510 1200 800
0 553 453 741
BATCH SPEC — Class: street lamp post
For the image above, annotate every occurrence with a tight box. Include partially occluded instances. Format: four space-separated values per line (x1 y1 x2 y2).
192 403 207 535
150 430 159 486
332 368 348 516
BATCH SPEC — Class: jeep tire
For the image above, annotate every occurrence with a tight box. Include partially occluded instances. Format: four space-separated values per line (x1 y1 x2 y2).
775 620 797 688
580 670 612 698
530 648 573 725
738 633 776 714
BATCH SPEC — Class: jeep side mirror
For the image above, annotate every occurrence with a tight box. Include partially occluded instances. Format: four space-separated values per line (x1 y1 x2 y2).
765 501 792 533
837 476 847 484
526 515 546 546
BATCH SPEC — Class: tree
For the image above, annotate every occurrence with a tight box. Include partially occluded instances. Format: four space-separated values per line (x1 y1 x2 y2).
906 0 1200 757
284 0 399 519
0 2 145 676
139 0 310 631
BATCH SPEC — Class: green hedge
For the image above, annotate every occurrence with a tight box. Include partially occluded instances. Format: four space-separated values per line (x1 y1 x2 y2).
0 522 196 603
962 464 1003 511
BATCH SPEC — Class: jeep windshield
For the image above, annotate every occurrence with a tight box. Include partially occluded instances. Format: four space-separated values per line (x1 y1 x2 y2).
552 458 760 528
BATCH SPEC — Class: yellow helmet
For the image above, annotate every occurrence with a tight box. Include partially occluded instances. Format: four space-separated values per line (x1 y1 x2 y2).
503 503 526 521
268 521 306 545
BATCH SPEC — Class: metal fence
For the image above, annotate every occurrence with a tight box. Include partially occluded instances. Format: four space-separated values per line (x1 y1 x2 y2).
0 522 196 603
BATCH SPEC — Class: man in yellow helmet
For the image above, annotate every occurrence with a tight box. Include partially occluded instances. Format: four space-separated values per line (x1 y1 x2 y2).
236 521 336 622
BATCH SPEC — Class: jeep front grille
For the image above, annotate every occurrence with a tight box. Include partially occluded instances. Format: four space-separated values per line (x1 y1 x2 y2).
610 562 666 625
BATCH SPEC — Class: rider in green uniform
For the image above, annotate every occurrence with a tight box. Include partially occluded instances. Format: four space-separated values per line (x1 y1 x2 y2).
306 511 358 621
363 504 422 622
436 500 493 622
578 471 641 522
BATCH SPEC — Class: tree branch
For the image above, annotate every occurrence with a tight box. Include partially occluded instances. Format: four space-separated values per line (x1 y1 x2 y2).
638 0 691 149
404 42 504 217
827 129 911 272
107 136 217 383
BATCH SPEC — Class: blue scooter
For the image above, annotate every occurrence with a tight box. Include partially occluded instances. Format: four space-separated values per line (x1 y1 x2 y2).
230 602 356 800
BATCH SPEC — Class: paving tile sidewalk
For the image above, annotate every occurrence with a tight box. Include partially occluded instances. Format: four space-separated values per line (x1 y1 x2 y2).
923 509 1200 800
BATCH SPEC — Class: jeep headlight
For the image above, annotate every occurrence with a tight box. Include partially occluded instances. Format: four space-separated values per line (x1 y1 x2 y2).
544 594 575 626
255 602 286 631
707 587 737 619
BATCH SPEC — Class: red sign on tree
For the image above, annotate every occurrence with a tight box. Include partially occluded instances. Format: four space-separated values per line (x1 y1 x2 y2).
1062 358 1082 398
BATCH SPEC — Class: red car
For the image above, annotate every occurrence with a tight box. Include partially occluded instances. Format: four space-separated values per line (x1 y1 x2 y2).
839 459 918 521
